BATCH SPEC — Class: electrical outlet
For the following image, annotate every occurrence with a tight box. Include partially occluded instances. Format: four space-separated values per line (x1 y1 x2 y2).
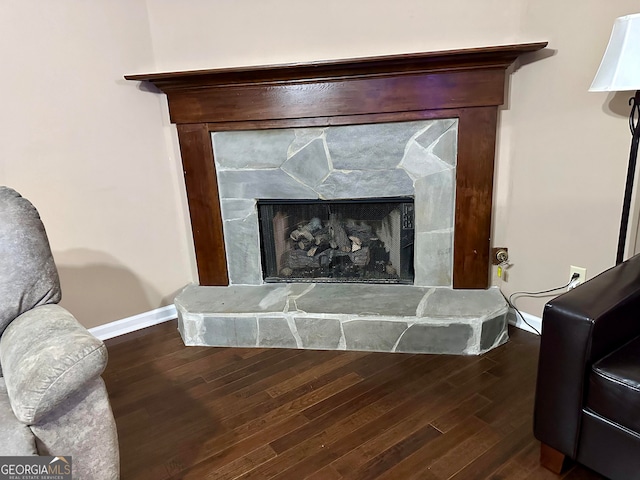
491 247 509 265
568 266 587 290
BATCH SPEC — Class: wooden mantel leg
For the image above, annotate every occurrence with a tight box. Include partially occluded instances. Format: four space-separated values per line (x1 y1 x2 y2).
540 443 569 474
176 123 229 286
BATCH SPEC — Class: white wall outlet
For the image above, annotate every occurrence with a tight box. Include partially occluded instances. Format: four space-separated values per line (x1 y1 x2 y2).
568 266 587 290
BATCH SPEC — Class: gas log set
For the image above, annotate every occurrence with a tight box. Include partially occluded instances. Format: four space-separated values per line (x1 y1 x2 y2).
280 213 397 280
258 199 414 284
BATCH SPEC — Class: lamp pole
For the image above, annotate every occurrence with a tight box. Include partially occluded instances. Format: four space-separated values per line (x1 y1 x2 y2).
617 90 640 265
590 13 640 265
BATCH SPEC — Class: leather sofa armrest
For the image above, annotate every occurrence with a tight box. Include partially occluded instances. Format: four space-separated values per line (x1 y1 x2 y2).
0 304 107 424
534 254 640 458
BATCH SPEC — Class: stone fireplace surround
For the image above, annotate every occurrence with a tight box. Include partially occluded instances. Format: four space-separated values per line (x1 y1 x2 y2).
127 43 547 354
213 119 457 287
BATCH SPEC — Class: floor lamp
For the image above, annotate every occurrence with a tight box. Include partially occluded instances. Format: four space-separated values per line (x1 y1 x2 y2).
590 13 640 265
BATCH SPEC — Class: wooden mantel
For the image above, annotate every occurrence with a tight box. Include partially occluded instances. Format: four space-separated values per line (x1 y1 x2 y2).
127 42 547 288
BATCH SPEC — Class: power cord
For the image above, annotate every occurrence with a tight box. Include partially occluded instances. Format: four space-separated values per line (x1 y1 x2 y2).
502 273 580 336
502 292 541 336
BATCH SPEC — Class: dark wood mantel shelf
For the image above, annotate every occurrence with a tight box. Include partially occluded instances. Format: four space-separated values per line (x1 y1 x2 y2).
127 42 547 288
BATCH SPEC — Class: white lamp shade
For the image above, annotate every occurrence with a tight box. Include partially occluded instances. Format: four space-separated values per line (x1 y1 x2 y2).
590 13 640 92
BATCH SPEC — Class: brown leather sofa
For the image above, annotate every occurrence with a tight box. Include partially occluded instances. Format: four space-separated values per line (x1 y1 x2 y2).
534 253 640 479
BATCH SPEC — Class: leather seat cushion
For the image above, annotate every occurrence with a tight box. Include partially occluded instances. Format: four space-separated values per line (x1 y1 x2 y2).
588 335 640 433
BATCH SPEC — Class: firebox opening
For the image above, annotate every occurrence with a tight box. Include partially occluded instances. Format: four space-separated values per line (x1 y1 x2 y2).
258 198 415 284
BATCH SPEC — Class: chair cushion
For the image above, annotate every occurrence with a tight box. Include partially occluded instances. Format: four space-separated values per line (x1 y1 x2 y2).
0 187 61 337
0 378 37 456
587 335 640 433
0 305 107 424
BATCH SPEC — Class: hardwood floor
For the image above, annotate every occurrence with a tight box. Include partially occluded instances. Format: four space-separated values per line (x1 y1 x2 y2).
102 321 604 480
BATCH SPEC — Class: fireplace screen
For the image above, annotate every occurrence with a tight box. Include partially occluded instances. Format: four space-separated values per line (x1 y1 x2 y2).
257 198 414 284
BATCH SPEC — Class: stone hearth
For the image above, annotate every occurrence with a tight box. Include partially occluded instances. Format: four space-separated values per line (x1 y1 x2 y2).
176 284 508 355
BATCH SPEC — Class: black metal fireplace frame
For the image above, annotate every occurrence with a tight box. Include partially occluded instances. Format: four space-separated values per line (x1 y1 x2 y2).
257 197 415 284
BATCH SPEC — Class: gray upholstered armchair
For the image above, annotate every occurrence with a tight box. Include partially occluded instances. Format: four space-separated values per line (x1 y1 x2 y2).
0 187 119 480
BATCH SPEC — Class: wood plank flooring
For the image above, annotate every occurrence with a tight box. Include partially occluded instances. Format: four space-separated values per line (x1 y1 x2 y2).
102 321 604 479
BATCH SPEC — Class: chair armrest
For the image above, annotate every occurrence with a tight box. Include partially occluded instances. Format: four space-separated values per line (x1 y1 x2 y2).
534 254 640 458
0 304 107 424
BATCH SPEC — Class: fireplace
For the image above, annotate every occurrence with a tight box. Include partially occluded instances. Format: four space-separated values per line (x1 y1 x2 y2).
126 43 547 288
127 43 547 355
258 198 415 284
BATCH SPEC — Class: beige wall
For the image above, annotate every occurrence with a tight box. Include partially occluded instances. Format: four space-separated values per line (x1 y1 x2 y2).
498 2 639 316
0 1 196 328
2 1 638 328
145 0 523 70
145 0 640 318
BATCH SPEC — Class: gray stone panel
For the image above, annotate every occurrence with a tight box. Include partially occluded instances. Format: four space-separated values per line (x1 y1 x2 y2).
202 316 257 347
288 128 325 158
343 320 407 352
414 169 455 232
294 284 426 316
415 119 456 150
432 128 458 166
176 284 291 314
281 138 330 187
224 212 262 285
177 314 201 346
396 323 472 354
480 312 508 350
414 231 453 287
220 199 256 221
326 121 427 170
400 143 451 180
218 170 318 200
258 317 297 348
315 169 413 199
212 130 294 169
294 317 342 349
426 288 507 318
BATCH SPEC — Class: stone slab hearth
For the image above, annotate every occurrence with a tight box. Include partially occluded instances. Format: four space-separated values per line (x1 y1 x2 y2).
176 284 508 355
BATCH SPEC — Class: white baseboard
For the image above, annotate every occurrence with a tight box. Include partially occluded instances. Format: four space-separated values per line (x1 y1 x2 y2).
89 304 177 341
509 309 542 335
